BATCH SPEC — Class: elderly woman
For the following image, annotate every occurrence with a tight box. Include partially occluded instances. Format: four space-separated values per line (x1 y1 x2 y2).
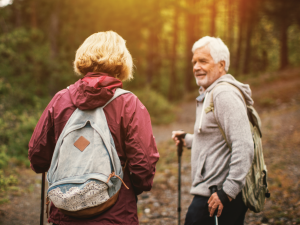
28 31 159 225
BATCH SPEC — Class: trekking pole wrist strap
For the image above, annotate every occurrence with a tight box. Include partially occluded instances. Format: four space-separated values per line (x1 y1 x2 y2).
216 189 230 206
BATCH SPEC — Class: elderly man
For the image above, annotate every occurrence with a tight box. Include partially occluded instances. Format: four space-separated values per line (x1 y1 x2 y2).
172 36 254 225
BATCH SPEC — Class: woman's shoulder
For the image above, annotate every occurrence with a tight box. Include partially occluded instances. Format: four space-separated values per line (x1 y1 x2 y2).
46 88 75 117
121 91 146 109
50 88 71 105
117 90 140 104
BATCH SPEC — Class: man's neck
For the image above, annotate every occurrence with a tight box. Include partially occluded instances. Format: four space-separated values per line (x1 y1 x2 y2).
202 72 227 92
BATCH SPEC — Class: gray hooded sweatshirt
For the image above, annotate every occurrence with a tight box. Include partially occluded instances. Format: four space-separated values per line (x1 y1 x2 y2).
185 74 254 199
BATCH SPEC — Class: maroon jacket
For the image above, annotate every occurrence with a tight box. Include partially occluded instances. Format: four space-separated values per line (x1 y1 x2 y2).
28 72 159 225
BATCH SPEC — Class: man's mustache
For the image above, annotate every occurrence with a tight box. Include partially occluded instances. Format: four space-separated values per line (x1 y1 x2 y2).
194 71 206 76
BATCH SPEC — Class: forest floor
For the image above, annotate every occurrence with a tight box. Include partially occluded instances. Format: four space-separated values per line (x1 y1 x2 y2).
0 68 300 225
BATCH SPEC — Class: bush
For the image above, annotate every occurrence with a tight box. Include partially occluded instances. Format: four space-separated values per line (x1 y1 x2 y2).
0 170 18 193
0 148 9 170
0 77 46 166
133 87 176 125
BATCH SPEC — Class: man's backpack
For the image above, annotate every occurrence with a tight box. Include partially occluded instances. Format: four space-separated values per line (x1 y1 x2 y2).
46 88 130 218
207 82 270 213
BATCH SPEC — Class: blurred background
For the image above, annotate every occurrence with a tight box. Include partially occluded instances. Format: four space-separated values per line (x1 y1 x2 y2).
0 0 300 224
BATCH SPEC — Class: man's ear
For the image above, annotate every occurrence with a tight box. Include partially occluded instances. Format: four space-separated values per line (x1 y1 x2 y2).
219 60 226 72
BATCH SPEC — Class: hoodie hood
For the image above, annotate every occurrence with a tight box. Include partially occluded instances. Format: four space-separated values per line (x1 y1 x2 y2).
68 72 123 110
201 74 254 106
196 74 254 133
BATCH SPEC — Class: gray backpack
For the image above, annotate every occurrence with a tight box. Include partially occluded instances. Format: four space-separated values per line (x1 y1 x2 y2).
207 82 270 213
46 88 130 218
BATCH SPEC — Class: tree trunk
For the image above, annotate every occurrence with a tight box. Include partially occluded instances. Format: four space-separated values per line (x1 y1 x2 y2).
146 32 158 85
279 18 289 70
227 0 234 49
242 0 257 75
185 0 197 92
242 20 253 74
234 0 245 73
145 2 160 86
13 0 22 27
210 0 217 37
30 0 37 29
261 50 268 72
168 8 179 101
234 27 243 73
49 2 60 60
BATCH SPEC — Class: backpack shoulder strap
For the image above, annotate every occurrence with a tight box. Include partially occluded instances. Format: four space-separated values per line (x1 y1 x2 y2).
207 82 246 108
102 88 131 108
210 82 262 136
205 82 247 152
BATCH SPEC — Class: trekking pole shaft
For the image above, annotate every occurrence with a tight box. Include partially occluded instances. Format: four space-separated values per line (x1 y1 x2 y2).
40 172 45 225
178 154 181 225
214 215 219 225
177 134 185 225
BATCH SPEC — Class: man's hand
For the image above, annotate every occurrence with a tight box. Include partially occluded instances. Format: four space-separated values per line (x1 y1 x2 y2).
207 193 223 217
171 130 186 146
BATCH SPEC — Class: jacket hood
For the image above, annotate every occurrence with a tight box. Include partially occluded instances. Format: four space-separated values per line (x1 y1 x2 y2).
205 74 254 106
68 72 123 110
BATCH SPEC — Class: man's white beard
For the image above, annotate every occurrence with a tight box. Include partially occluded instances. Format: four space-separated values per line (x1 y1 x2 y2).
195 76 202 87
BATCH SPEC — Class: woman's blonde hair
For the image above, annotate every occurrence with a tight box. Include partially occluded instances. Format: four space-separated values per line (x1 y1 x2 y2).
74 31 133 81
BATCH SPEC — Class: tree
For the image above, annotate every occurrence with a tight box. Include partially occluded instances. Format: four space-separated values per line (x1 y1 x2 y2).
263 0 300 70
233 0 246 73
168 6 179 100
185 0 197 92
210 0 217 37
30 0 37 29
227 0 234 50
242 0 260 74
49 0 60 59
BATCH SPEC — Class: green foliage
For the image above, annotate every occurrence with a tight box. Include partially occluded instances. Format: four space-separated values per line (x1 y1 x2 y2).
0 110 42 163
0 0 299 179
288 25 300 66
0 28 76 97
0 74 46 165
133 87 176 125
0 169 19 204
259 97 276 107
0 148 9 169
0 27 75 170
0 170 18 193
0 28 53 169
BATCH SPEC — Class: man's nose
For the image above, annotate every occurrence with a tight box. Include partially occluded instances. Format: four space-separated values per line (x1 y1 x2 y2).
193 62 201 71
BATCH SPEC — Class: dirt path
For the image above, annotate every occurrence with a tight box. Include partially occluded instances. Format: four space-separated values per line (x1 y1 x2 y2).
137 94 300 225
138 101 196 225
0 75 299 224
0 100 196 225
0 169 49 225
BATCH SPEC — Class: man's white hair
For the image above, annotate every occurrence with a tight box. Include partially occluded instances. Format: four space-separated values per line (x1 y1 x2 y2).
192 36 230 72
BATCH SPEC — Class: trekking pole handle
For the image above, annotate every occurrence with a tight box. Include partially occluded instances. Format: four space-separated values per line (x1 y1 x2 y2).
209 185 219 225
177 133 186 157
209 185 218 195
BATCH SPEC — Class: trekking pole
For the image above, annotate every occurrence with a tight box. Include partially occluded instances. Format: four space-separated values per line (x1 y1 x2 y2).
209 185 219 225
177 134 185 225
40 172 45 225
